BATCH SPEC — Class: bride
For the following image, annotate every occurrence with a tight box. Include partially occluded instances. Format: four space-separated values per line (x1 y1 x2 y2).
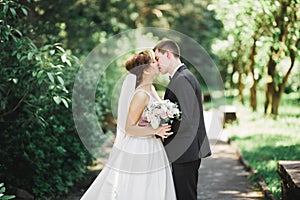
80 50 177 200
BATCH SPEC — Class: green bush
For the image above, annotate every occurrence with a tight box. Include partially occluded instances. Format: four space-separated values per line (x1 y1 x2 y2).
0 1 110 198
0 183 15 200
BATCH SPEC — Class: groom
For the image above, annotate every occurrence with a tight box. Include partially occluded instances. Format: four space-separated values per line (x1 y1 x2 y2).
154 39 211 200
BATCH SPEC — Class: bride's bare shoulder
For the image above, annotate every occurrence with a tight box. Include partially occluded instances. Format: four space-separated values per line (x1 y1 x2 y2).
131 90 150 104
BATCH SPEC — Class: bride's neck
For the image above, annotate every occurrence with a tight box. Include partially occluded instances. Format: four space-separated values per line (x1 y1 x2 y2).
137 79 153 91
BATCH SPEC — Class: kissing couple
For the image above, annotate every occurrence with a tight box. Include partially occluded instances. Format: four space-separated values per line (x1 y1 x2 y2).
81 39 211 200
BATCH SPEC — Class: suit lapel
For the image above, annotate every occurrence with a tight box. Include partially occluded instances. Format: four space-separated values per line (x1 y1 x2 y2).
164 86 170 99
177 65 187 73
164 65 187 99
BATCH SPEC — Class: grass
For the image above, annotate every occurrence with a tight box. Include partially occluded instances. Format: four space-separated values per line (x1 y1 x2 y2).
225 91 300 199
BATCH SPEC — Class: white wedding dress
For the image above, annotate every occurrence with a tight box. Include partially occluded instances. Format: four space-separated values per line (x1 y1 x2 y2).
80 88 176 200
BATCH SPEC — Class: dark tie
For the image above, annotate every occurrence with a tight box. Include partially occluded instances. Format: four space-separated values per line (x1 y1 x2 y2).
169 75 172 80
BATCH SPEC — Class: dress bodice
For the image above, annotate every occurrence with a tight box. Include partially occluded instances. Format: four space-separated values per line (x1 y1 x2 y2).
135 89 156 127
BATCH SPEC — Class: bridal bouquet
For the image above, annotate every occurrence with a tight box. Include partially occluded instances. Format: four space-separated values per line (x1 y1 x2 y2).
145 100 181 129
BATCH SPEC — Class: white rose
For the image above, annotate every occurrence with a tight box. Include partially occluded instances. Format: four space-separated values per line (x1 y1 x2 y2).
151 117 160 129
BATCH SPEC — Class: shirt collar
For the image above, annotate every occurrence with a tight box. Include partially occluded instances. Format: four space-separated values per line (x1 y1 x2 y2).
170 63 184 78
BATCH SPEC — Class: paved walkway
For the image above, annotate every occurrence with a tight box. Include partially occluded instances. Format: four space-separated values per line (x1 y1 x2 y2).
197 110 264 199
197 139 264 200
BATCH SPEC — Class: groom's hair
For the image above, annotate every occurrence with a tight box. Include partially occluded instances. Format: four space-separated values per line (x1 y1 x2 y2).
153 39 180 58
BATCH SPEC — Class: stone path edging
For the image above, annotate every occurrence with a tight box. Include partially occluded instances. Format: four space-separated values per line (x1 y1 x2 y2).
227 138 278 200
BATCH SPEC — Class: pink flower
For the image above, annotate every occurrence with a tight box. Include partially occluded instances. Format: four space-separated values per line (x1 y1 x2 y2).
160 110 168 119
167 110 174 118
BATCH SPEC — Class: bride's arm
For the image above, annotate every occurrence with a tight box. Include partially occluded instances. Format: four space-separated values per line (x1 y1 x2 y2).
125 91 171 137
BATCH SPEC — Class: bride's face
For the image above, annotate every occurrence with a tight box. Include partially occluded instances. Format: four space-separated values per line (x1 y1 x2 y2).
148 60 160 75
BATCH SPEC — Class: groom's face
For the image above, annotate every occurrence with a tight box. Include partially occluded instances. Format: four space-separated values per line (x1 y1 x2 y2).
154 49 169 75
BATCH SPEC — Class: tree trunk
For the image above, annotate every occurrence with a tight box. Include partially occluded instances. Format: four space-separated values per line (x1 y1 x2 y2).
270 46 297 115
271 91 280 116
249 37 257 111
264 1 292 116
238 70 244 105
232 59 244 104
229 64 235 97
264 82 272 114
250 82 257 111
264 54 276 114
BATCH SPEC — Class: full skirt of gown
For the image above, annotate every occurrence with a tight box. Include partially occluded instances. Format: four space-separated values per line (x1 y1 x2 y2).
80 131 176 200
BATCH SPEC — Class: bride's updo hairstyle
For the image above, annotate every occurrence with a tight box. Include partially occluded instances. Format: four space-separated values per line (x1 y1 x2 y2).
125 50 154 88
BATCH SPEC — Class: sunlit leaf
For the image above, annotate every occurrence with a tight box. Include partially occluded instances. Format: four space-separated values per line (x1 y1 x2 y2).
3 4 8 15
53 96 62 104
16 53 21 60
32 71 37 77
50 50 55 55
61 98 69 108
37 70 44 79
14 29 22 37
47 72 55 83
21 7 28 16
61 54 67 62
65 59 71 66
28 52 34 60
57 76 64 85
9 8 16 17
56 46 65 52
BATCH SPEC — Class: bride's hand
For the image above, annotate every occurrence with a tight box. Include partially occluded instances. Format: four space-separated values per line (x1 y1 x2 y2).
154 125 173 138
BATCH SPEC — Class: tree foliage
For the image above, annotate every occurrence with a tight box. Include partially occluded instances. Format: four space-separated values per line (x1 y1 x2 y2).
0 0 104 198
212 0 300 115
0 183 15 200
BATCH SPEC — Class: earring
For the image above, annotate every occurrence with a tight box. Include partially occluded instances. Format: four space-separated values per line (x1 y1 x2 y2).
144 70 150 75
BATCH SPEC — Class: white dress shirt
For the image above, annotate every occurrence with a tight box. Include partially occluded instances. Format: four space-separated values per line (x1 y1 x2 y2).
170 63 184 79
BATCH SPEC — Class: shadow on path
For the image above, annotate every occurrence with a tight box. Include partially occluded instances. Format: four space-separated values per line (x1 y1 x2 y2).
197 139 264 200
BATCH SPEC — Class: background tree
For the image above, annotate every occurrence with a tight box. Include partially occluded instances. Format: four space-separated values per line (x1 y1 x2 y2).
261 0 300 116
0 0 106 198
212 0 299 115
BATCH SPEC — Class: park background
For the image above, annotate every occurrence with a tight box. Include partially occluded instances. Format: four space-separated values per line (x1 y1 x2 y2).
0 0 299 199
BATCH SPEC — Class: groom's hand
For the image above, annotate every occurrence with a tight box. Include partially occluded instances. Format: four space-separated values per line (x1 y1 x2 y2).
154 125 173 139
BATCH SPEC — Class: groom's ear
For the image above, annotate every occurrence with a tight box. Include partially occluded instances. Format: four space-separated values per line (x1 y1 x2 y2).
166 50 172 59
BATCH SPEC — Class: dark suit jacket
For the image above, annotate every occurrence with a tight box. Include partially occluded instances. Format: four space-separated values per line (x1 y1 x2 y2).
163 65 211 163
